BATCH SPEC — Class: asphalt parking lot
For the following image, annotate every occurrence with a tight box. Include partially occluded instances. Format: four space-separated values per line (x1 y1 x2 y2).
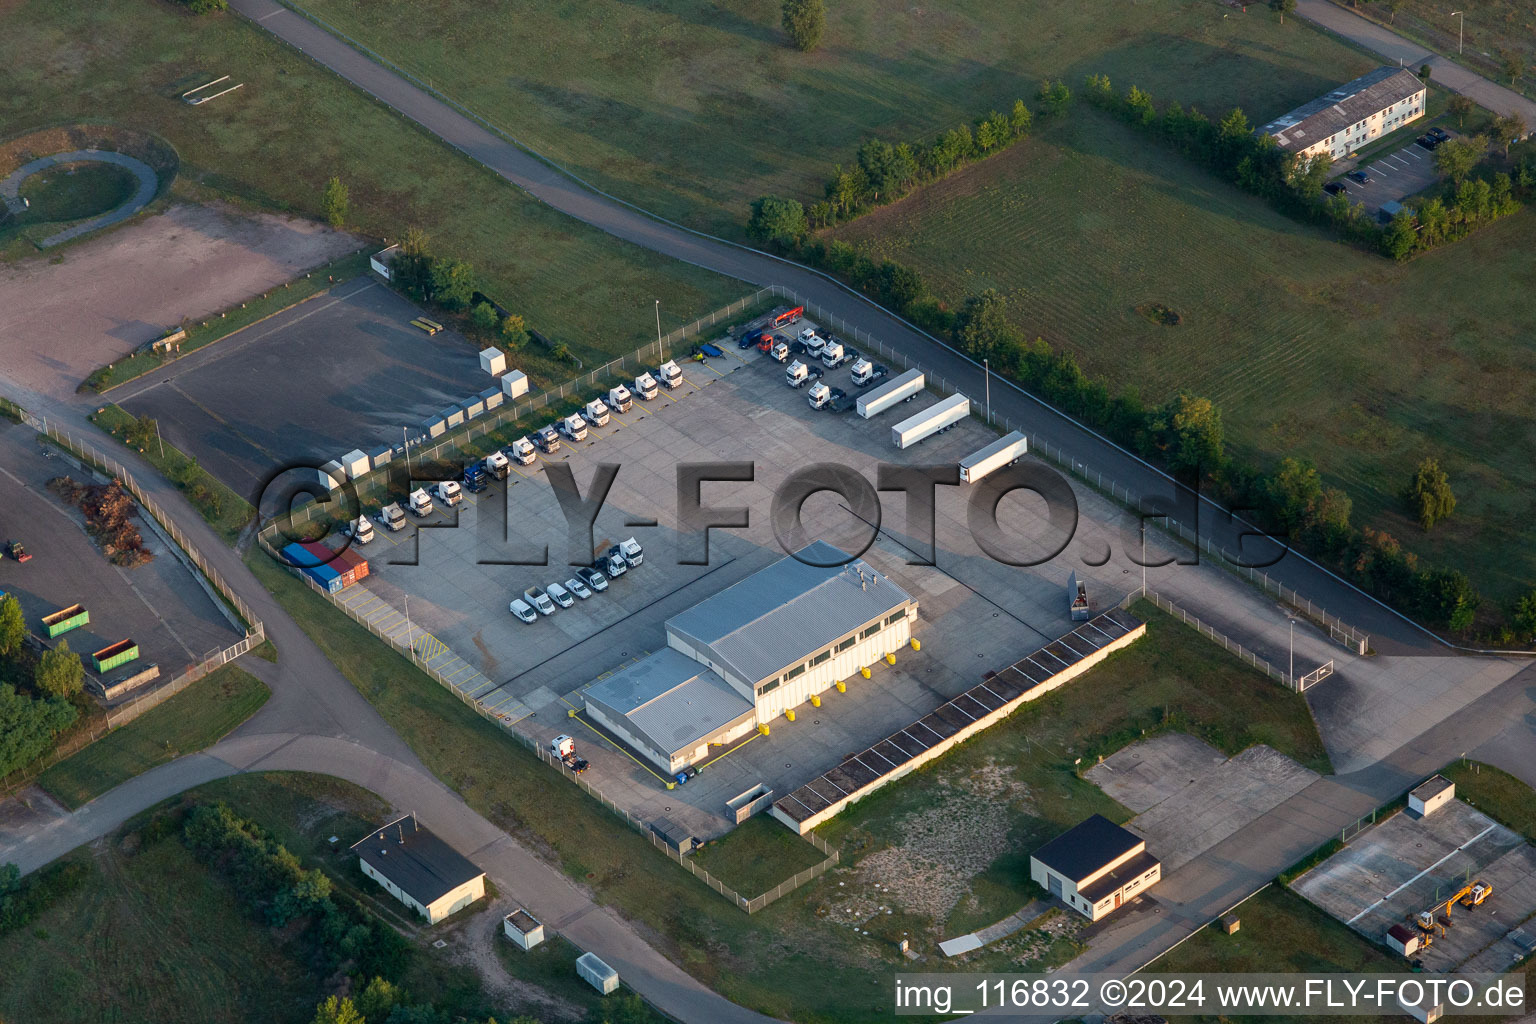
116 276 489 503
1291 798 1536 971
1337 138 1441 215
327 328 1175 838
0 424 242 702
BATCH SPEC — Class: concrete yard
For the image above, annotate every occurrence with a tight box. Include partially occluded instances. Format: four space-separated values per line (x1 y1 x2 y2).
323 334 1172 839
116 276 489 503
0 423 243 701
1087 733 1320 872
1291 798 1536 972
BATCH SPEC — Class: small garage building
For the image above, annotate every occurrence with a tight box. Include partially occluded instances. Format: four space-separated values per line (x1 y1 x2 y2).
1030 814 1161 921
352 814 486 924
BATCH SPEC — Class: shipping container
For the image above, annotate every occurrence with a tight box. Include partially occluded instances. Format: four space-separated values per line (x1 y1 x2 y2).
891 393 971 449
91 638 140 673
856 368 924 419
303 564 344 595
333 547 370 585
41 603 90 638
959 431 1029 483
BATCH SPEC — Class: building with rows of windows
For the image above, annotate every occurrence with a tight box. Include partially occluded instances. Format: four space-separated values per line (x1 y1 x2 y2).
1258 66 1427 162
583 542 917 773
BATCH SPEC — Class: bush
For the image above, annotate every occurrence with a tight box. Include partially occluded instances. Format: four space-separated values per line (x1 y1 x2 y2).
746 196 808 244
184 0 228 11
781 0 825 52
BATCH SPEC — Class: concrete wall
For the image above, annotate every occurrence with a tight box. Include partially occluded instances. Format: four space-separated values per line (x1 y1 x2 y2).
770 620 1146 834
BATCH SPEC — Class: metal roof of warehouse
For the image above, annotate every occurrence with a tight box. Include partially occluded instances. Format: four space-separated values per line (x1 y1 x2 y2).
584 647 754 756
666 541 913 684
1258 66 1423 152
350 815 483 906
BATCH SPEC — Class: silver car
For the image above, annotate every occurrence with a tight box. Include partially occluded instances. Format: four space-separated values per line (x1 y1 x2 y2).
565 577 593 600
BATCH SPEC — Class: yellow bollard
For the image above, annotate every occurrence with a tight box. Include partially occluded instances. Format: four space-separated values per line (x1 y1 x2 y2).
910 638 921 651
758 722 770 736
885 652 896 666
860 666 871 679
836 680 847 692
567 708 577 718
810 694 821 707
666 781 676 790
786 709 796 722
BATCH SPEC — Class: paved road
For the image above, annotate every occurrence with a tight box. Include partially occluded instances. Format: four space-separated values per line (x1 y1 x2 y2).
1297 0 1536 126
232 0 1462 658
0 150 159 246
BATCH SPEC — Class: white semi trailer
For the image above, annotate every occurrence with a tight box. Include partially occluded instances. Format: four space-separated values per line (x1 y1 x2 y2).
856 368 924 419
890 393 971 449
958 431 1029 483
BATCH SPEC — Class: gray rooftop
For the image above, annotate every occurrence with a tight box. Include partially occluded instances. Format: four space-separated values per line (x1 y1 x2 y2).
351 815 484 906
585 647 754 756
1259 67 1424 152
666 541 914 685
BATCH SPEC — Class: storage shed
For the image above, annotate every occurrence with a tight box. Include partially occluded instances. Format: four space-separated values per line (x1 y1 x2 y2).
503 909 545 950
341 449 371 481
1030 814 1161 921
352 814 486 925
1408 775 1455 818
479 347 507 376
501 369 529 399
576 952 619 995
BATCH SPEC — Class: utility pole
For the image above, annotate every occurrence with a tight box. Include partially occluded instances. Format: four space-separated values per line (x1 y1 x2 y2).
1452 11 1464 54
654 299 663 360
1289 618 1296 689
402 426 410 477
983 357 991 424
404 594 415 660
155 421 164 459
1140 521 1147 596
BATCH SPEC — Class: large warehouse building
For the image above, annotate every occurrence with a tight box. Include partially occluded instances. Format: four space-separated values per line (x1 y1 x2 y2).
584 541 917 773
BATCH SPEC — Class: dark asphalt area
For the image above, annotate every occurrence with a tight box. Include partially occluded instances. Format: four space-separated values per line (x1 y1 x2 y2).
114 277 487 504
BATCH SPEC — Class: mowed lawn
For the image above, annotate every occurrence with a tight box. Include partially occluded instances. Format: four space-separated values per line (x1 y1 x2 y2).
289 0 1377 236
1351 0 1536 101
0 0 745 363
833 109 1536 605
38 664 270 809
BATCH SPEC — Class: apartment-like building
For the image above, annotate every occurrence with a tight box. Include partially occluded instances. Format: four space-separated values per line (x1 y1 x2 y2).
1258 66 1427 162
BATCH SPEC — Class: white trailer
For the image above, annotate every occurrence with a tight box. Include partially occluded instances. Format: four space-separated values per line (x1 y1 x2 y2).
958 430 1028 483
891 393 970 449
857 368 924 419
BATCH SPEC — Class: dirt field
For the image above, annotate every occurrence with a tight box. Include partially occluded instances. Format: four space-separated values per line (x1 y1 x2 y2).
0 202 358 401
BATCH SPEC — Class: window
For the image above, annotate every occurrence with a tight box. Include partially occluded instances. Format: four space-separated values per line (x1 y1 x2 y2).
861 621 883 640
835 636 856 653
784 664 806 681
757 678 780 696
885 610 907 626
809 650 831 667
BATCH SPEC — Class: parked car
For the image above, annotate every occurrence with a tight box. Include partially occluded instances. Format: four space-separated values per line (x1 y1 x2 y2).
547 582 575 608
509 598 538 624
524 586 556 615
596 551 628 578
1427 126 1450 142
575 566 609 592
565 576 593 600
1323 181 1347 196
1347 170 1372 184
1415 134 1441 151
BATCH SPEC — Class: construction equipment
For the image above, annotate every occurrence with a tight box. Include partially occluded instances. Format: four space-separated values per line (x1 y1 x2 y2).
4 540 31 563
1417 881 1491 930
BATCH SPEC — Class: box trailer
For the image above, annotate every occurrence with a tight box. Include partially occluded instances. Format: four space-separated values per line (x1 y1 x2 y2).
891 393 971 449
91 638 140 673
857 368 924 419
958 431 1029 483
41 603 89 638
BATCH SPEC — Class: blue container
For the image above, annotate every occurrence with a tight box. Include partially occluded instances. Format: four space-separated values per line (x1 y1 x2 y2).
282 542 325 569
302 564 344 595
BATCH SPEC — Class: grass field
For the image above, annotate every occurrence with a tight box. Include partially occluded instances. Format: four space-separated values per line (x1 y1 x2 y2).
288 0 1378 237
4 159 138 236
247 543 1328 1022
37 664 269 810
833 108 1536 606
1332 0 1536 102
0 0 745 365
1445 761 1536 841
689 814 829 896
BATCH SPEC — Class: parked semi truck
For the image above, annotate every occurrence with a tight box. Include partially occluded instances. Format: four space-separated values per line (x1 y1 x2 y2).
560 413 588 441
484 450 511 479
379 503 407 531
634 372 659 400
857 368 924 418
658 360 683 389
583 399 610 427
850 358 887 387
433 480 463 507
891 393 971 449
958 431 1029 483
408 488 434 517
507 437 537 465
606 385 633 412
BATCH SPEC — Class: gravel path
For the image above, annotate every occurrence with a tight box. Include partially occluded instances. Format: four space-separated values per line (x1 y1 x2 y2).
0 149 159 246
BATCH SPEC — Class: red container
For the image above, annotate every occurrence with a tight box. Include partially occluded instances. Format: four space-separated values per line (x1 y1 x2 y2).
332 547 370 585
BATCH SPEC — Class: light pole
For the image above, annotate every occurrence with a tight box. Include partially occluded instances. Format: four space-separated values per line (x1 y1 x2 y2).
405 594 415 661
1140 521 1147 597
1289 618 1296 689
1452 11 1464 54
654 299 663 360
983 357 991 423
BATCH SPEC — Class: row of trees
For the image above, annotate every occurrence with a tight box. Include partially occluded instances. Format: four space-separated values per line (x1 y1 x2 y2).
0 595 82 779
308 988 658 1024
748 81 1070 242
390 229 531 349
1381 135 1533 258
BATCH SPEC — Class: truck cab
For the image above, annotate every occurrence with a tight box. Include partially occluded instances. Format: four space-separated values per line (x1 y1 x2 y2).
507 438 537 465
597 550 628 578
657 360 683 389
433 480 463 506
483 451 511 479
550 734 589 773
524 586 556 615
606 385 633 412
379 503 407 531
583 399 610 427
851 358 886 387
462 462 488 493
634 372 659 400
807 381 832 410
347 516 375 545
770 340 790 363
617 537 643 566
560 413 588 441
535 426 562 453
408 488 434 517
820 341 845 368
786 360 820 389
801 331 826 358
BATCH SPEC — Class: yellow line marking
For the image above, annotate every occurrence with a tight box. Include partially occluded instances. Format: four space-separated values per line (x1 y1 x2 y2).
569 712 671 784
699 730 760 769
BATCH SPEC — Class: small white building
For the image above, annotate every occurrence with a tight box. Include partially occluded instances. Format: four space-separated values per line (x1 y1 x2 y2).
479 347 507 376
503 908 545 950
1408 774 1455 818
370 244 400 281
576 952 619 995
1030 814 1161 921
352 815 486 925
501 369 530 399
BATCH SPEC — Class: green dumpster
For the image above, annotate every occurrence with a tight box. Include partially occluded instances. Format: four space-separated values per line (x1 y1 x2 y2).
91 639 139 673
41 603 89 638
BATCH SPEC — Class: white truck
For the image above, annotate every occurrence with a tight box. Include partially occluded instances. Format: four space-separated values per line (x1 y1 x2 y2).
560 413 588 441
617 537 643 566
891 393 971 449
820 340 847 368
379 503 407 531
433 480 463 507
524 586 557 615
483 450 511 480
857 368 925 419
550 734 589 773
657 360 683 389
606 385 633 412
959 431 1029 483
535 425 562 453
508 437 537 465
770 340 790 363
408 488 435 517
808 381 833 410
850 358 887 388
347 516 375 545
634 372 659 400
786 359 821 389
583 399 610 427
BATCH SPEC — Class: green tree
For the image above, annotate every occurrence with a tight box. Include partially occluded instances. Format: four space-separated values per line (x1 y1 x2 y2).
184 0 228 12
1414 569 1478 631
1157 393 1225 476
1084 73 1113 104
1448 94 1475 128
357 977 406 1022
1405 457 1455 530
1513 590 1536 642
0 685 76 776
321 176 348 229
429 257 475 311
1037 79 1071 116
1499 50 1526 86
1492 114 1528 155
952 289 1015 361
1010 99 1033 136
0 595 25 658
392 227 434 300
1124 85 1155 124
1270 0 1297 24
1383 0 1404 21
1381 210 1417 260
1265 457 1323 534
746 195 807 244
34 641 83 699
470 301 499 333
1435 135 1485 184
499 312 529 349
312 996 365 1024
781 0 825 52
